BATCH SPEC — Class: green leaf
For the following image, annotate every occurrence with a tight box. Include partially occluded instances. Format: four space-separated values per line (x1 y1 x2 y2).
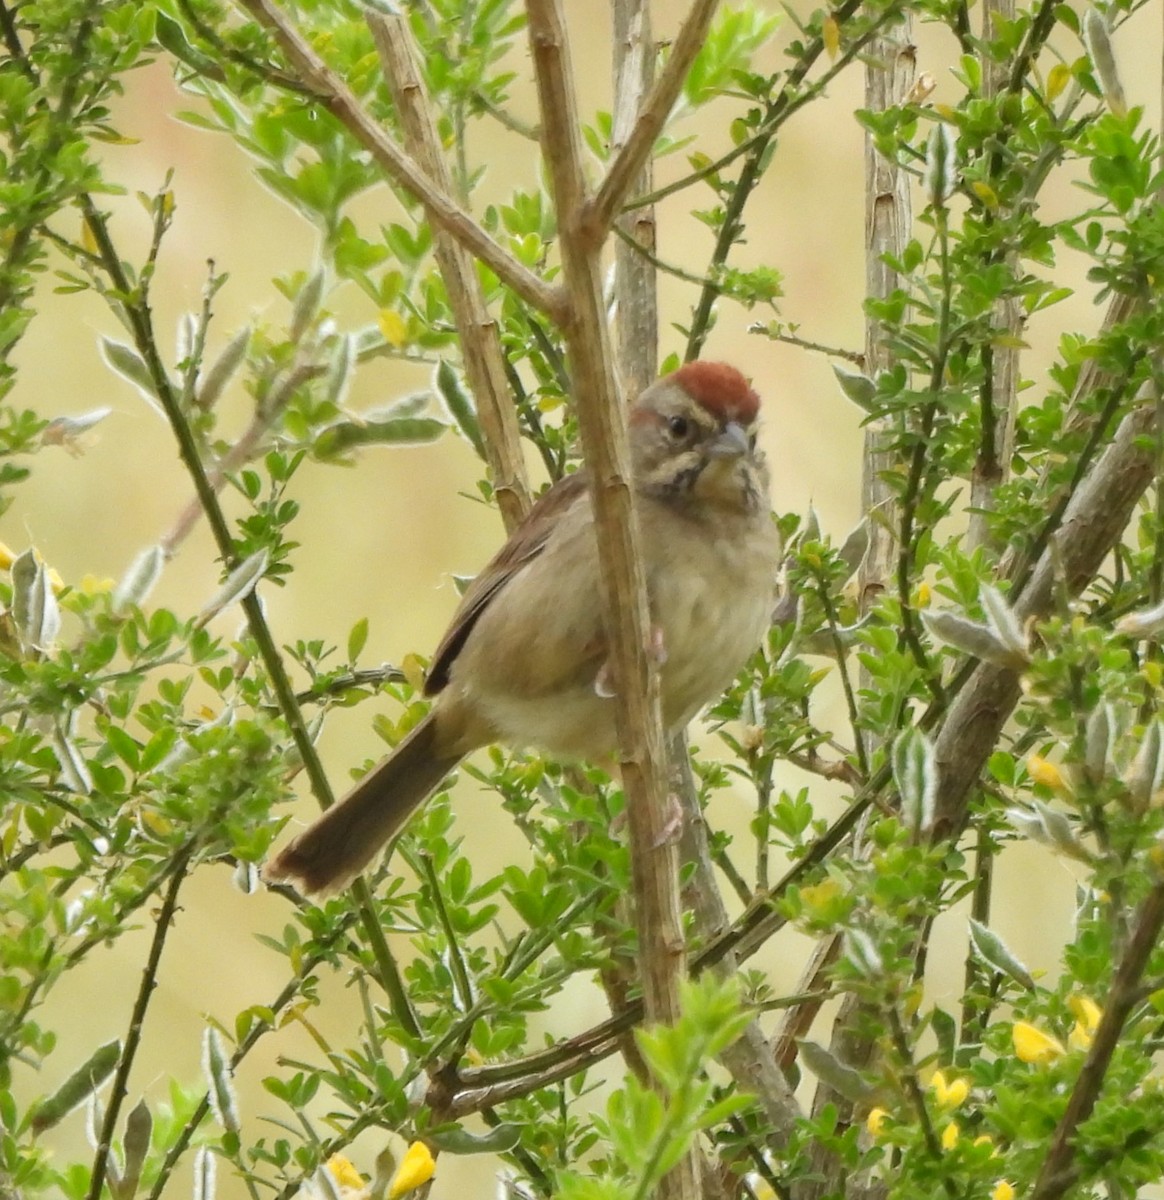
426 1122 521 1154
12 548 60 653
892 727 936 837
968 918 1036 990
196 550 269 627
114 544 165 612
112 1098 152 1200
436 359 484 458
154 13 226 82
101 338 163 409
29 1040 121 1134
348 616 369 662
313 415 447 459
797 1039 873 1103
202 1027 240 1133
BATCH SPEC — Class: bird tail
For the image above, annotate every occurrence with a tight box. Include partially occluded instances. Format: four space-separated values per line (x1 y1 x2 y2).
264 713 460 896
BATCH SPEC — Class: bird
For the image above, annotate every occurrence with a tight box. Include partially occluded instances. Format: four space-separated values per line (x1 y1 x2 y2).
265 361 781 895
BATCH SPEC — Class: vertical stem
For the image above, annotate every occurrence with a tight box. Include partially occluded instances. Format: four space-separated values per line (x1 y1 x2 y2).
87 851 191 1200
611 0 658 395
968 0 1019 551
858 28 914 614
525 2 697 1195
798 26 915 1200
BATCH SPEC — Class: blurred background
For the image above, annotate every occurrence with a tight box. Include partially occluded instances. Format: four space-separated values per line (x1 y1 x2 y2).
7 0 1162 1193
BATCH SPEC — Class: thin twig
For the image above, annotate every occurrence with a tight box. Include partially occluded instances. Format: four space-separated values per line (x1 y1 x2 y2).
87 849 192 1200
588 0 719 241
746 322 864 365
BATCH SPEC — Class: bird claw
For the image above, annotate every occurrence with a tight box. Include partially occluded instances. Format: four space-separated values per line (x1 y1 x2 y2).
652 793 685 848
649 624 668 666
593 626 668 698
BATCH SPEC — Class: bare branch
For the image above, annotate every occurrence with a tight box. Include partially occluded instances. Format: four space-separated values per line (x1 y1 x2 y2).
238 0 564 321
611 0 658 395
859 30 914 612
367 10 532 532
800 30 916 1200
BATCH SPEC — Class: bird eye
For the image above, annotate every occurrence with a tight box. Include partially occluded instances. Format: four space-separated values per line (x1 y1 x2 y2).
667 415 690 440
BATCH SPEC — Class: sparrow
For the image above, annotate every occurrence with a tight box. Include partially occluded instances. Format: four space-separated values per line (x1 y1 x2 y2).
266 361 780 894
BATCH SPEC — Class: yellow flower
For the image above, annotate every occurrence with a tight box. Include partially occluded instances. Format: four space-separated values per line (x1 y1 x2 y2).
326 1155 365 1193
800 878 841 914
1068 995 1102 1033
941 1120 960 1151
378 309 409 348
992 1181 1015 1200
1013 1020 1065 1064
0 542 14 570
930 1069 969 1109
1027 753 1065 791
1067 995 1102 1051
388 1142 435 1198
915 580 932 608
865 1106 889 1137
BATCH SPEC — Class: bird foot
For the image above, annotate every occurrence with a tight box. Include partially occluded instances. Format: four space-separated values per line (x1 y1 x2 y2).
653 792 685 848
593 626 667 698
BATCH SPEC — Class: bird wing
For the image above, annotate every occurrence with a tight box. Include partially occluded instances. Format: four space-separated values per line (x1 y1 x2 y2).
424 470 589 695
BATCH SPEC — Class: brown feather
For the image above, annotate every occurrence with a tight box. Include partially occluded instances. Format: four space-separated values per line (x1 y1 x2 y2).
426 471 590 693
264 712 460 895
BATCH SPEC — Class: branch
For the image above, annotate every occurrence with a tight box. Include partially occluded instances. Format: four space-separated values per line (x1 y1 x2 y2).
525 0 697 1194
367 9 532 532
587 0 719 241
934 394 1159 834
236 0 564 322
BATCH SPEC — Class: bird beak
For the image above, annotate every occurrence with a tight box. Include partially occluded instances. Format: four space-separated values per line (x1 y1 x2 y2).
706 421 750 460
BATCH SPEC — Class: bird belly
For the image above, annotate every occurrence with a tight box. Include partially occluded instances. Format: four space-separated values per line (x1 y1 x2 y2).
471 685 619 761
652 544 774 729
